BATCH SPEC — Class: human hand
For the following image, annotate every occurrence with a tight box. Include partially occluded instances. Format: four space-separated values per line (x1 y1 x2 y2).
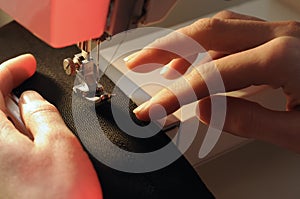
0 54 102 199
125 11 300 153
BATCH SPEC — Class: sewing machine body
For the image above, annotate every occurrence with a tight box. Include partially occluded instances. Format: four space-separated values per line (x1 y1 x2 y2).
0 0 298 167
0 0 177 48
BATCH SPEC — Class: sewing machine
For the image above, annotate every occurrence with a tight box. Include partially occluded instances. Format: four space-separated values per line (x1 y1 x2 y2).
0 0 239 170
0 0 178 104
0 0 295 169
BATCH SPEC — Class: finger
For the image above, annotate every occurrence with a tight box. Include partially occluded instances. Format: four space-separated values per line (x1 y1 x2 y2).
129 11 262 76
126 17 297 71
160 54 197 79
200 10 265 61
198 96 300 153
158 51 226 80
133 36 298 121
19 91 74 145
213 10 265 21
0 54 36 96
127 11 264 74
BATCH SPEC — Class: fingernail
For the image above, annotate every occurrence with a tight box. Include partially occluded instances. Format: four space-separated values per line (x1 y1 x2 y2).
123 51 140 62
160 65 169 76
133 100 168 121
133 101 150 115
160 62 181 79
20 91 44 104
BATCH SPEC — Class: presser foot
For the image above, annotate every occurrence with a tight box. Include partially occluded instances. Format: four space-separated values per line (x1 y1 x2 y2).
72 81 114 104
63 52 114 105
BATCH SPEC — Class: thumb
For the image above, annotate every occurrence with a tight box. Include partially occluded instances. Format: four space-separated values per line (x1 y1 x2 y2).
19 91 74 145
198 96 300 153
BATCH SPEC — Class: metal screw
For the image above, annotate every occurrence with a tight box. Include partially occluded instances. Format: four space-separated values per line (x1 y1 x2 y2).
63 58 76 75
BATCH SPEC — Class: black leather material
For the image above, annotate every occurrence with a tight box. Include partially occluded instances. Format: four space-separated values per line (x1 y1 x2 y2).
0 22 214 199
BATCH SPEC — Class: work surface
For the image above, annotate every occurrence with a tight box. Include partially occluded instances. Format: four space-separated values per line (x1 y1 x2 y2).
0 22 214 198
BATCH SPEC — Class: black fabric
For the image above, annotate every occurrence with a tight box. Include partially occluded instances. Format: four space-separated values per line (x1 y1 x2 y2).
0 21 214 199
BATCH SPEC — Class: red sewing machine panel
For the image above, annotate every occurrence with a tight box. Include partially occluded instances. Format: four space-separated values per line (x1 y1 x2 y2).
0 0 110 48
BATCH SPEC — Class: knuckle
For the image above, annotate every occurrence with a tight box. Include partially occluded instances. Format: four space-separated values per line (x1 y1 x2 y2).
233 103 261 138
0 120 14 134
260 37 300 71
287 20 300 28
276 36 300 48
194 17 222 31
254 36 300 88
37 120 77 146
38 131 80 156
283 20 300 36
213 10 235 19
25 103 60 127
28 103 58 118
0 119 17 142
192 17 223 49
269 37 295 57
48 129 77 145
